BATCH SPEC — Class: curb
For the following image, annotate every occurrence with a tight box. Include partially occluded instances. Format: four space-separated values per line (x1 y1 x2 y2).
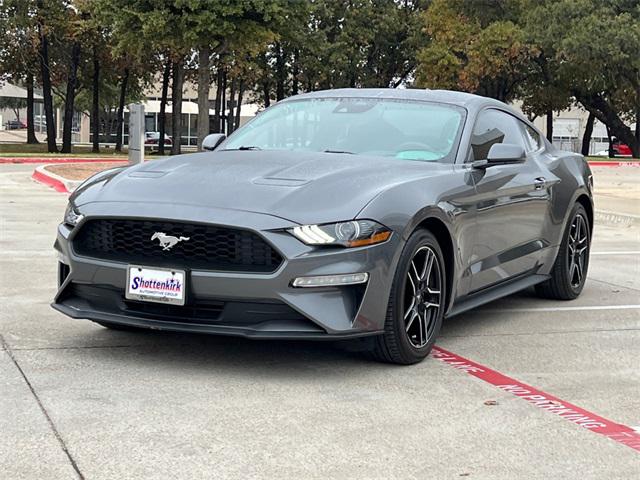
31 165 83 194
1 157 126 164
595 210 640 227
588 160 640 167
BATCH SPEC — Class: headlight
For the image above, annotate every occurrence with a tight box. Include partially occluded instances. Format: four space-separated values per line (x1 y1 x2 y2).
64 204 84 227
290 220 391 247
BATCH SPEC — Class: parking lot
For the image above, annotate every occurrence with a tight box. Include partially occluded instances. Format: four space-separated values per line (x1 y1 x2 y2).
1 163 639 479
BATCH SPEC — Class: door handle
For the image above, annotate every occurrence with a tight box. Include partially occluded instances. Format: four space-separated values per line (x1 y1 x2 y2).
534 177 546 190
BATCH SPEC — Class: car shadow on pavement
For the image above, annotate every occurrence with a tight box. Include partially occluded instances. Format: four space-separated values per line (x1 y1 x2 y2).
73 326 390 378
66 288 545 375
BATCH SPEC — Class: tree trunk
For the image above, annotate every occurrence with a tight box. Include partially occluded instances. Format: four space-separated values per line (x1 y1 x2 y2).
546 110 553 142
220 70 227 135
261 51 271 108
262 81 271 108
577 92 640 158
636 107 640 158
115 67 129 152
91 45 100 153
234 80 244 132
580 112 595 157
170 61 184 155
606 125 614 158
291 49 299 96
26 73 38 144
61 41 81 153
275 42 285 101
37 11 57 153
227 78 236 135
158 58 171 155
213 67 223 133
197 46 211 151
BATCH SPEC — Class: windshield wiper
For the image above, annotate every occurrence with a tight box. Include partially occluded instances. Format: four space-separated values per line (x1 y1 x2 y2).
323 149 354 154
224 145 262 151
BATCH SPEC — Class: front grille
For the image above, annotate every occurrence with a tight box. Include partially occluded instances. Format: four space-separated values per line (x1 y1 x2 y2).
72 219 283 272
63 284 319 329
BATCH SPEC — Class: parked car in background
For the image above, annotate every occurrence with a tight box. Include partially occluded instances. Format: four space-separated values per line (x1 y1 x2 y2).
5 119 27 130
144 132 173 147
613 142 632 157
593 141 632 158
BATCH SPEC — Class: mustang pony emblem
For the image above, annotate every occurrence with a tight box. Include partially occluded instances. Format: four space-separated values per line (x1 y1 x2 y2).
151 232 190 251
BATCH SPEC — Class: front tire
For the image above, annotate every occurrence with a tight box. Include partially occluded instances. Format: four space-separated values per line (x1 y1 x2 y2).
536 203 591 300
371 229 446 365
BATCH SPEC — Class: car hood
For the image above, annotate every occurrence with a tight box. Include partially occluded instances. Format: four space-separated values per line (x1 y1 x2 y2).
72 150 452 225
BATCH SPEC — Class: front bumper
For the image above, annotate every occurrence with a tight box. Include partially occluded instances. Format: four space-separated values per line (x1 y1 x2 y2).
52 202 401 339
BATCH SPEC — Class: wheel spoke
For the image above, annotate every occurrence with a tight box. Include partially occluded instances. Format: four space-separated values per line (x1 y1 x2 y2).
418 249 432 282
410 260 421 287
407 269 417 295
420 310 429 346
405 310 418 332
425 307 435 337
569 257 576 282
404 301 415 320
575 262 583 285
577 254 585 280
423 252 435 283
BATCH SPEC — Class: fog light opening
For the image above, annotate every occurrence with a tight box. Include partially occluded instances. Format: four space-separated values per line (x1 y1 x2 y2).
292 272 369 288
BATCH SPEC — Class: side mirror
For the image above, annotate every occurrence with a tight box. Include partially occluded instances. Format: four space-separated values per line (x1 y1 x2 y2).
202 133 226 151
473 143 526 168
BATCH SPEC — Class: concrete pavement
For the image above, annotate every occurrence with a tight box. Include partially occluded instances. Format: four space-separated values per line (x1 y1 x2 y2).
1 164 639 479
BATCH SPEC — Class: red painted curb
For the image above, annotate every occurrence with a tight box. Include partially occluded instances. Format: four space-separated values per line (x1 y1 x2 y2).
432 347 640 452
588 160 640 167
31 169 70 193
1 157 126 164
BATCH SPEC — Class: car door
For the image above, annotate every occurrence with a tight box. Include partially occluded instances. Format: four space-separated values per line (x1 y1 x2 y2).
467 109 551 292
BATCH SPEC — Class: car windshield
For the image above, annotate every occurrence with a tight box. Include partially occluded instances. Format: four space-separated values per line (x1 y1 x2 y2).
223 97 464 162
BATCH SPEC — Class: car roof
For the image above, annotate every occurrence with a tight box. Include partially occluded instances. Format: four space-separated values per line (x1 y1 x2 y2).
281 88 508 110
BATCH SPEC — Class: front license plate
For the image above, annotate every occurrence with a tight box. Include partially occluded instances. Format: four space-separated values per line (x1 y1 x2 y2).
126 266 186 306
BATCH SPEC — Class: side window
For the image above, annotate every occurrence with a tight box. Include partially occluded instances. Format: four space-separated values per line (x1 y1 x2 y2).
470 109 527 161
521 122 542 151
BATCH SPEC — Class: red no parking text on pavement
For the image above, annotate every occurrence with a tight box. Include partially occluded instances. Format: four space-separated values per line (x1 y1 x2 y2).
432 346 640 453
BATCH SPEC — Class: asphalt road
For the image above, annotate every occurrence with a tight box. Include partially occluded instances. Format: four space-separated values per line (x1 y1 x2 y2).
1 164 639 479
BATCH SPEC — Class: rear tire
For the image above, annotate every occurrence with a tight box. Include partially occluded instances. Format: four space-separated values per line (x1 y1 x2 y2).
536 203 590 300
370 229 446 365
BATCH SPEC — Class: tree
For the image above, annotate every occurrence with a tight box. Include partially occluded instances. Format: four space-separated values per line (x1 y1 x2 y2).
415 0 538 102
248 0 427 110
61 43 81 153
91 0 159 152
35 0 62 152
182 0 283 148
0 97 27 121
0 0 42 144
524 0 639 156
158 57 171 154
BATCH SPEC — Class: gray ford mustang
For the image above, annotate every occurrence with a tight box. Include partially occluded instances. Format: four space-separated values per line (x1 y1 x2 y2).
53 89 593 364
